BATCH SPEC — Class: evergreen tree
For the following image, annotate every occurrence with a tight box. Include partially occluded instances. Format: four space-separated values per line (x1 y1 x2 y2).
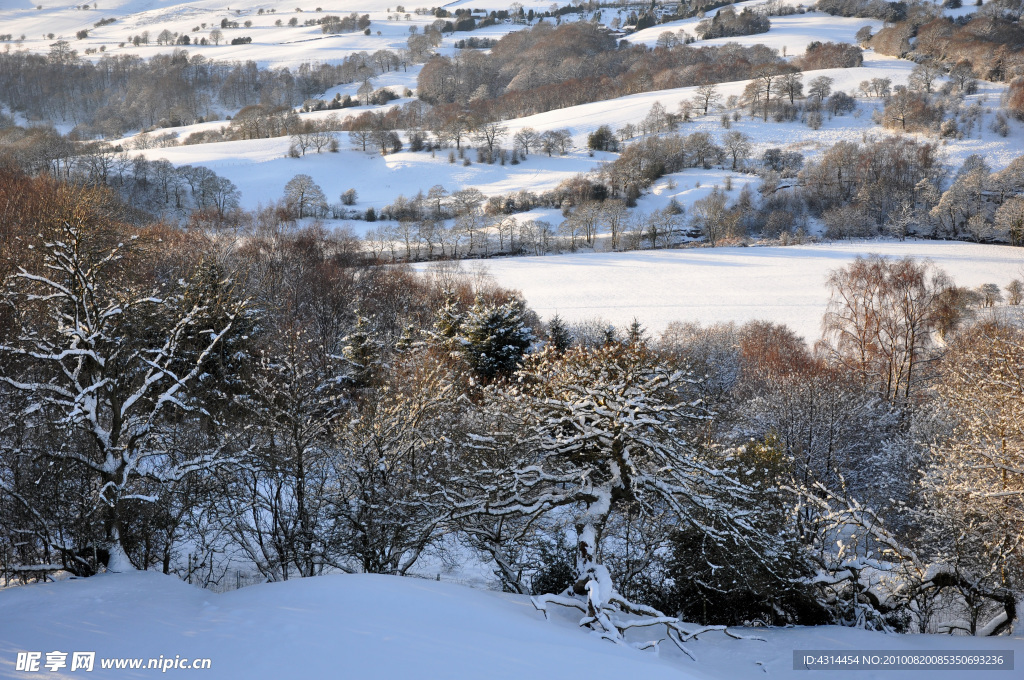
546 314 572 352
602 324 618 346
342 315 381 388
627 317 647 346
394 323 418 353
429 293 464 348
459 296 534 380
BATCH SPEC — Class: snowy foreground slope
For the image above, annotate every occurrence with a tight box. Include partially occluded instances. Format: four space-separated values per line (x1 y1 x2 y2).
472 241 1024 341
1 572 1022 679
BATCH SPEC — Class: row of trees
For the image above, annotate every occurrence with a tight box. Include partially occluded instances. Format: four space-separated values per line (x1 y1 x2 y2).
417 21 819 120
0 44 411 138
694 6 770 40
0 127 240 220
1 178 1021 638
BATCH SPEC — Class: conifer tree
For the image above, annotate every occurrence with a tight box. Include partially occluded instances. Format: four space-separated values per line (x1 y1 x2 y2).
546 314 572 352
430 293 464 349
342 315 381 388
459 296 534 380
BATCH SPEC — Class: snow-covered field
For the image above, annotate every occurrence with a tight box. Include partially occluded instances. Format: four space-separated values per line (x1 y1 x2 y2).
135 137 611 212
471 241 1024 341
2 571 1021 680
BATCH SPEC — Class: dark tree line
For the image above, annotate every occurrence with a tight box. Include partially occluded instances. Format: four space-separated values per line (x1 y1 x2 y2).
417 21 799 118
0 45 406 139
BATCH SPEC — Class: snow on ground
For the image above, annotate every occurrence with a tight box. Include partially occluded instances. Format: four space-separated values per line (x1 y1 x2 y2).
9 0 1021 213
0 0 529 69
137 138 605 211
4 0 1023 285
1 571 1022 680
128 49 1016 213
466 241 1024 342
704 12 881 56
629 7 884 57
0 571 694 680
121 50 1019 214
496 61 903 150
634 168 761 215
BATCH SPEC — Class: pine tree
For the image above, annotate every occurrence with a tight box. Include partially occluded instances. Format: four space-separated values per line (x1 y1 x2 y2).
627 317 647 346
459 296 534 380
429 293 464 349
602 324 617 346
342 315 381 388
546 314 572 352
394 323 418 353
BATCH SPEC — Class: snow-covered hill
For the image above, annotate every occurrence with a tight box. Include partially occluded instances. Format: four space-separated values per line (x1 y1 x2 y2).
2 0 1023 333
1 571 1022 679
2 0 1019 213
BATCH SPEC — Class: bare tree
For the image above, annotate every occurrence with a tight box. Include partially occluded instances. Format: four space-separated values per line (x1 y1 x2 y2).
283 174 327 218
453 345 782 643
909 62 942 93
513 127 540 155
472 119 508 155
540 129 573 156
690 187 729 246
780 72 803 104
692 82 721 116
921 321 1024 635
722 130 751 170
821 255 945 407
808 75 833 103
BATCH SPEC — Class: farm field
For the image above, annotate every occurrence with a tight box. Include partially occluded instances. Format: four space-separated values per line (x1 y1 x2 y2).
473 241 1024 341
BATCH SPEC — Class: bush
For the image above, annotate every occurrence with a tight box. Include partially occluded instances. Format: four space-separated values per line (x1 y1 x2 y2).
762 148 804 175
990 112 1010 137
530 535 576 596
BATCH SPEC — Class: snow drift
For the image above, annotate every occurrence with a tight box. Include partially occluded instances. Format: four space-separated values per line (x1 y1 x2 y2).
2 571 1022 679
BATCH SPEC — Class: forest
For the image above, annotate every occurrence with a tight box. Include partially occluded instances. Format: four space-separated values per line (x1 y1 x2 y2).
0 169 1021 639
